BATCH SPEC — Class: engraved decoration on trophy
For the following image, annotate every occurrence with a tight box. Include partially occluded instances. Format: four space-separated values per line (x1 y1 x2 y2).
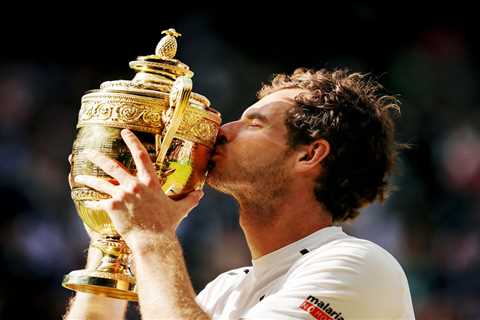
62 28 222 301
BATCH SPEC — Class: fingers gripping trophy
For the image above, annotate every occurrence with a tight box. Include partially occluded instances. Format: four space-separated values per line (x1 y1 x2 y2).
62 28 222 301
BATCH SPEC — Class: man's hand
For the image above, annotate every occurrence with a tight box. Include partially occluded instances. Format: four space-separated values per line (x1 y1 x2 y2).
74 128 204 246
73 129 210 320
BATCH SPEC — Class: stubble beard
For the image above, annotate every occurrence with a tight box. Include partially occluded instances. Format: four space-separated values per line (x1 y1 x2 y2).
206 152 291 222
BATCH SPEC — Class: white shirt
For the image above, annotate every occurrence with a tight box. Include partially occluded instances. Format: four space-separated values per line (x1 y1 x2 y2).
196 226 415 319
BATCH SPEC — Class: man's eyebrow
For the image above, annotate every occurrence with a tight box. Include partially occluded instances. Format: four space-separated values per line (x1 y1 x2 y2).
242 112 268 122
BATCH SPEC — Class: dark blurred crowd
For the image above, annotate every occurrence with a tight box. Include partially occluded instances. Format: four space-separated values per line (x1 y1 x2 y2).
1 8 479 320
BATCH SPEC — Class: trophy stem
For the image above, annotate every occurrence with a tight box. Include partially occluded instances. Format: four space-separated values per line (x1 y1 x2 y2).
62 235 138 301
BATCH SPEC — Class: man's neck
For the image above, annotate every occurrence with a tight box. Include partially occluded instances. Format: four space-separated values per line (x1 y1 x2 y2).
237 191 332 260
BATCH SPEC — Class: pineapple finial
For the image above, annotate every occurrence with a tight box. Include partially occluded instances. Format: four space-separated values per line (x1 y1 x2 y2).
155 28 182 59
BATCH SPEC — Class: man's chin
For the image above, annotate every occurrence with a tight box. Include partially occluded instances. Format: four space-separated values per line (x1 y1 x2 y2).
205 169 234 194
205 170 220 188
205 178 226 194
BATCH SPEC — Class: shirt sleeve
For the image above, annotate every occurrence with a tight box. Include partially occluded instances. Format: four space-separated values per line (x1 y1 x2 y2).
196 267 251 316
196 272 229 315
241 240 415 320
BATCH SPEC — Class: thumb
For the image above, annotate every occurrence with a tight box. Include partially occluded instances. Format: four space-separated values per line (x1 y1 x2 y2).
176 190 204 214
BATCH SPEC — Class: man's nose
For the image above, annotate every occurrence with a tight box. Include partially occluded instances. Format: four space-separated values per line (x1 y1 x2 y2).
216 121 239 145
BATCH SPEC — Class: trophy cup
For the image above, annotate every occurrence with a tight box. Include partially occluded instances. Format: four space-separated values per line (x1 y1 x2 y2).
62 28 221 301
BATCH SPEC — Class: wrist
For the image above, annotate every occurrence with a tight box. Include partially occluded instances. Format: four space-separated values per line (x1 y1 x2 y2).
127 230 178 256
66 292 127 320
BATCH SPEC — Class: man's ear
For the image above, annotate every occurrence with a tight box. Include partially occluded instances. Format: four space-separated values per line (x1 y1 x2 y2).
295 139 330 173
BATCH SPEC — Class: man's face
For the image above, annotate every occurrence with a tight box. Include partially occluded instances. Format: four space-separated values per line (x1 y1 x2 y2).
207 89 304 199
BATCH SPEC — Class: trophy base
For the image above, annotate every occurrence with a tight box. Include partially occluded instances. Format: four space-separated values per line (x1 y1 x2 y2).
63 269 138 301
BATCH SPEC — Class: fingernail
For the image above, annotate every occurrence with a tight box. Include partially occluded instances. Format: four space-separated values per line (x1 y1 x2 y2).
83 200 99 209
122 128 132 135
84 149 100 159
75 175 87 182
83 150 93 157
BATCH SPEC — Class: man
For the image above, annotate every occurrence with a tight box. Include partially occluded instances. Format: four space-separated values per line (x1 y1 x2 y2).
64 68 415 319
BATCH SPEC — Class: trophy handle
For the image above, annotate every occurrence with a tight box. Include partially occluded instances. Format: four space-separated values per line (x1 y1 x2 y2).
155 76 192 168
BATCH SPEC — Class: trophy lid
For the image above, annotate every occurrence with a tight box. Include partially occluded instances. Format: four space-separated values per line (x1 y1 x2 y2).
129 28 194 82
96 28 210 107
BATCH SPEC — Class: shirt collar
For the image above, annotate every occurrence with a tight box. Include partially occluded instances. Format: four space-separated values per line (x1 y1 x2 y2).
251 226 345 276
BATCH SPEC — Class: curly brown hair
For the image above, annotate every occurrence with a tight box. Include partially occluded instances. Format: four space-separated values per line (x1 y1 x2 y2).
258 68 404 222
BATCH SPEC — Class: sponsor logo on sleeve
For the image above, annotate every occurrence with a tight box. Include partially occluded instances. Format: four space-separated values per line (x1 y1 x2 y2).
299 295 344 320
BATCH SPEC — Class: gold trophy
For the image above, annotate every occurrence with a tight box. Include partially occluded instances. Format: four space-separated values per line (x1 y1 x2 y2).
62 28 221 301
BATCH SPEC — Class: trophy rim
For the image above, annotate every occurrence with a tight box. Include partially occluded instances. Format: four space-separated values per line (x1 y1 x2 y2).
62 271 138 301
